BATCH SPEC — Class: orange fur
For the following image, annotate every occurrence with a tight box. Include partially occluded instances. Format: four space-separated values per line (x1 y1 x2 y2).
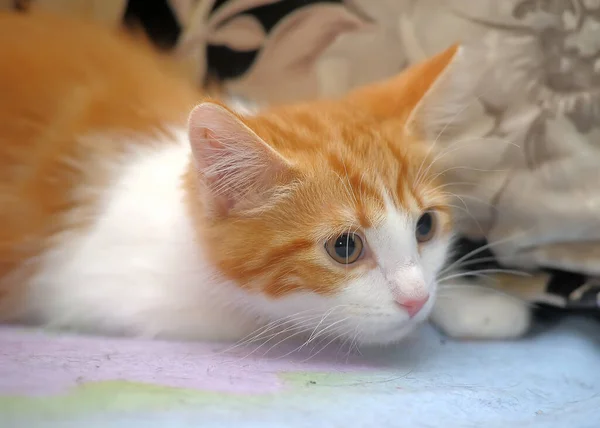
0 11 202 318
0 10 457 337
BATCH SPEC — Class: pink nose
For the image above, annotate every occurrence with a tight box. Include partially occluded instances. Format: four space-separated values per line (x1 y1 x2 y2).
397 296 429 317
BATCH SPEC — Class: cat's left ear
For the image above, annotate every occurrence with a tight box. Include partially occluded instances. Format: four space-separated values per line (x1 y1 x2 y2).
403 44 485 141
188 102 296 216
347 44 482 140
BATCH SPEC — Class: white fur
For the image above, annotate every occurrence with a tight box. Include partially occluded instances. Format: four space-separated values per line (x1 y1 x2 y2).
25 132 265 341
430 285 531 340
331 197 449 345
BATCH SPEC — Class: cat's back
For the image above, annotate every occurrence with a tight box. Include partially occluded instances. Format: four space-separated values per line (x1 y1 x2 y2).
0 11 200 136
0 12 201 317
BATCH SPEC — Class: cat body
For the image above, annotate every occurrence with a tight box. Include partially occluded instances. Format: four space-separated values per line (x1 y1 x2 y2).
0 11 528 344
0 12 255 340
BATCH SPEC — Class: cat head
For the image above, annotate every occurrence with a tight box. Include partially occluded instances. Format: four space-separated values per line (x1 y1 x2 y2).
186 45 464 346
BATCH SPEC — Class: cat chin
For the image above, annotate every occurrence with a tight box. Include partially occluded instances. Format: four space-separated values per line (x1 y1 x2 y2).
349 301 435 346
344 318 420 347
246 289 434 348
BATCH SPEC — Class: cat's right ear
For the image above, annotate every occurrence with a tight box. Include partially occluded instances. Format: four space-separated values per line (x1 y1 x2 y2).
187 102 296 216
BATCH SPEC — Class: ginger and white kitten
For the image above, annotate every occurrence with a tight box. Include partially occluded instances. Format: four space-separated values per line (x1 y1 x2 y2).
0 11 518 345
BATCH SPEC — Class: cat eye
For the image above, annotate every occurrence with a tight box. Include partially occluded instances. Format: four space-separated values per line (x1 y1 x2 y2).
325 233 364 265
415 211 437 243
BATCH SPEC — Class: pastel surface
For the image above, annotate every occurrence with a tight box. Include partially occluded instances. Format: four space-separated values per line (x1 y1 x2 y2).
1 319 599 428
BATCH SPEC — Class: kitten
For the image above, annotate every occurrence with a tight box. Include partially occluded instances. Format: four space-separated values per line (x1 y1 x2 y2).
0 11 457 345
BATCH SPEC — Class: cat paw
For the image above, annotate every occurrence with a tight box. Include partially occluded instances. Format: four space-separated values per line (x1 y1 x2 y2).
430 285 531 340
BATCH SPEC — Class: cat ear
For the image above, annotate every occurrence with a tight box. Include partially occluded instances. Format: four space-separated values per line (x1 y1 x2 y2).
188 102 295 215
347 44 483 141
403 44 488 142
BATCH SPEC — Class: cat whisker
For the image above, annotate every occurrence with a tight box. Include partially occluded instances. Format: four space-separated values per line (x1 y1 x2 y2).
436 284 539 308
433 294 539 309
442 256 501 271
358 170 368 201
229 304 353 359
427 165 509 186
349 328 363 359
341 156 360 209
262 314 350 359
425 177 508 194
303 305 344 346
216 310 326 354
332 167 358 210
441 271 498 285
437 268 532 283
261 325 318 357
415 136 519 190
414 70 516 188
340 324 363 361
232 317 324 361
239 316 315 345
445 203 486 235
438 192 497 210
425 181 478 191
438 231 533 276
216 323 300 356
300 324 353 363
302 316 351 349
336 329 356 359
412 97 480 189
276 318 352 361
239 326 313 361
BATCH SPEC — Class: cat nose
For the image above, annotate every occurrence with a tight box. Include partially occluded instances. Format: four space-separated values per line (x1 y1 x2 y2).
396 296 429 318
387 262 429 317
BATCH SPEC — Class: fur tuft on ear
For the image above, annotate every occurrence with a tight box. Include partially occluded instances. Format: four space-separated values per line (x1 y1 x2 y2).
404 43 491 142
188 102 295 216
346 43 488 142
345 44 461 121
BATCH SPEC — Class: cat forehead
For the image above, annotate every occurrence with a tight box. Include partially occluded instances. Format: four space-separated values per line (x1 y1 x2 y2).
246 106 445 226
294 166 432 239
261 108 419 171
311 190 419 234
315 145 425 209
251 102 389 147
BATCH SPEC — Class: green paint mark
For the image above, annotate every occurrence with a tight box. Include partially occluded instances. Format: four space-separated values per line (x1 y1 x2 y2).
0 371 396 422
0 381 270 418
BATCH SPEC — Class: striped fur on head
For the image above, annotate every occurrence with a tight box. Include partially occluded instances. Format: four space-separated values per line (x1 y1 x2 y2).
186 46 459 343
